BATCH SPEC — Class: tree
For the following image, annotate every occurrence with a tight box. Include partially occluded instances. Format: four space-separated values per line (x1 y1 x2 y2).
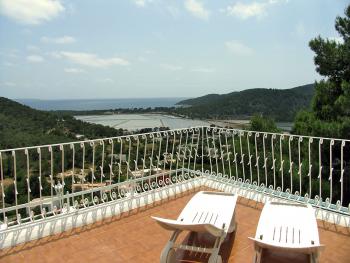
293 5 350 138
249 115 280 133
293 5 350 205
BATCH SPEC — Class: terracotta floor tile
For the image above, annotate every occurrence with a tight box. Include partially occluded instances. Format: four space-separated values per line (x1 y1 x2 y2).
0 189 349 263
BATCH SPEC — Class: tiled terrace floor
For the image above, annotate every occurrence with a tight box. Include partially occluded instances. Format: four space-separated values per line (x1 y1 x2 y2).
1 189 350 263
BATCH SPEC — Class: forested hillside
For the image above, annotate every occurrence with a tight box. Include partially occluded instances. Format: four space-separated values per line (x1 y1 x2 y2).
176 84 314 121
0 97 123 149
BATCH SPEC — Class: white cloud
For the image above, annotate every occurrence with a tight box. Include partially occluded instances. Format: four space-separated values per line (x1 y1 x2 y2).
191 67 215 73
225 40 253 56
184 0 209 20
225 2 266 19
59 52 130 68
41 35 76 44
132 1 180 18
134 0 145 7
161 63 183 71
223 0 287 20
0 0 65 25
132 0 180 19
27 55 45 63
64 68 85 74
133 0 153 7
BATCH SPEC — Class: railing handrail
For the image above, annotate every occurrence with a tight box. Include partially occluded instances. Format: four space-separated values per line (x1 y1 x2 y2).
1 126 350 153
0 126 205 153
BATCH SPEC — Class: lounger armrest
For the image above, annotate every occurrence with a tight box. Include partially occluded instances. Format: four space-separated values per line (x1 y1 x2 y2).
152 216 224 237
248 237 325 254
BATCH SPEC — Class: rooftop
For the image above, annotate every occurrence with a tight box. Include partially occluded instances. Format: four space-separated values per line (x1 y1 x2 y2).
1 189 349 263
0 127 350 262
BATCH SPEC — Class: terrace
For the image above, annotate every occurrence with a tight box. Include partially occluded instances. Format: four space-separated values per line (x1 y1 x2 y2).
0 127 349 262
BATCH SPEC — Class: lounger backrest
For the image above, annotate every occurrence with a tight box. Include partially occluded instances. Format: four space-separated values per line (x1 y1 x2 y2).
177 191 237 232
255 202 320 248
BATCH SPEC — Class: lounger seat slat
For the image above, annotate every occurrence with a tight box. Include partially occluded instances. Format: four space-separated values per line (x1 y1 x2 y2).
176 244 213 253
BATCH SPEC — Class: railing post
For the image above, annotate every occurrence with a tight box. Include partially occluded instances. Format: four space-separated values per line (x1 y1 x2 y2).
340 141 345 205
329 140 335 203
201 126 204 175
0 152 5 222
254 133 260 185
279 135 284 192
318 139 323 200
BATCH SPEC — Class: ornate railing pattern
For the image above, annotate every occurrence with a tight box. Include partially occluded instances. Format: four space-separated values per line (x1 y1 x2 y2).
0 126 349 229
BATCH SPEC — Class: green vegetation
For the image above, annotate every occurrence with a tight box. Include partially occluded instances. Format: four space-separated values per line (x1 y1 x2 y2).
248 115 281 133
176 84 314 121
0 97 173 219
293 5 350 139
0 97 124 149
52 106 178 116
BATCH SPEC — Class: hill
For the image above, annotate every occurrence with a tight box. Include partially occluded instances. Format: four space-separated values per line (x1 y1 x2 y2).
176 84 314 121
0 97 123 149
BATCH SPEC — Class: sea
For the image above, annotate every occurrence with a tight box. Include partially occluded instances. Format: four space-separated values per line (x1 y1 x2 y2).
16 97 187 111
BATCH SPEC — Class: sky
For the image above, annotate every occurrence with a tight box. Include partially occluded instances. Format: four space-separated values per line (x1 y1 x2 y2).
0 0 347 99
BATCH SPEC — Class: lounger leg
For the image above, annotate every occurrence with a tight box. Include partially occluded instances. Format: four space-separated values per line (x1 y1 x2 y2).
231 215 237 232
227 212 237 233
160 230 180 263
208 236 224 263
310 252 319 263
252 247 262 263
208 250 222 263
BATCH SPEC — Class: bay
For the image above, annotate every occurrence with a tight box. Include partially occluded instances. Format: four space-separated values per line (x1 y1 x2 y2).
16 97 187 111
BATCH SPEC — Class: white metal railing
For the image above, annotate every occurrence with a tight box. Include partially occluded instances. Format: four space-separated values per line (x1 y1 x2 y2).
0 126 349 229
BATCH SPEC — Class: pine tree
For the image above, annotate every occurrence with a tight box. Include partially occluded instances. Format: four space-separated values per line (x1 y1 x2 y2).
293 5 350 138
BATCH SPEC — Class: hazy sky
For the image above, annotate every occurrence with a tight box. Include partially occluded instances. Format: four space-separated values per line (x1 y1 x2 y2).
0 0 347 99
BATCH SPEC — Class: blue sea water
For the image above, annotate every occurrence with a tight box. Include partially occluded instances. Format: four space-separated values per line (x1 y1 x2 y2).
16 97 188 111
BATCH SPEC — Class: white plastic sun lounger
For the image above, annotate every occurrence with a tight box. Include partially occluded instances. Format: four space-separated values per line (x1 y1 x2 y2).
249 201 324 263
152 191 238 263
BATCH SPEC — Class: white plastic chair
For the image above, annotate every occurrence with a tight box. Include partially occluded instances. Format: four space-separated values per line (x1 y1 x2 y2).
249 201 324 263
152 191 238 263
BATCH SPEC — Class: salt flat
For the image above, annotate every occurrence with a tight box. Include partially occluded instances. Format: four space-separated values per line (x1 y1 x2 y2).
75 114 210 130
